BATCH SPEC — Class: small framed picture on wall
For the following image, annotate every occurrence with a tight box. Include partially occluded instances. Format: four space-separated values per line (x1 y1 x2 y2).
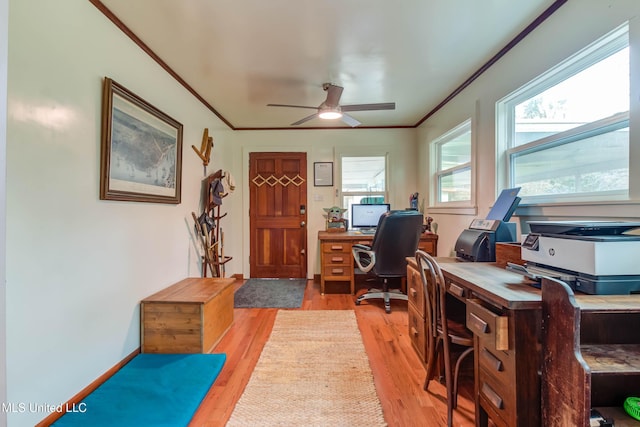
314 162 333 187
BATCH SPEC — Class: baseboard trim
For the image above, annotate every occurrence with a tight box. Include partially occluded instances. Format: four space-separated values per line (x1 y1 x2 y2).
35 348 140 427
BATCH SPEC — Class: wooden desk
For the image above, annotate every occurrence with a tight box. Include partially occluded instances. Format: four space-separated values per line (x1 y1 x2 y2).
434 260 640 427
440 261 542 427
318 231 437 295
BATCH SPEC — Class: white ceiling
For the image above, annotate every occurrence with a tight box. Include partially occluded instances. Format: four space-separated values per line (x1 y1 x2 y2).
95 0 561 129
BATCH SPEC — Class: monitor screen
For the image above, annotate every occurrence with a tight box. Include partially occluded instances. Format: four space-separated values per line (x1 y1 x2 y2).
351 204 390 229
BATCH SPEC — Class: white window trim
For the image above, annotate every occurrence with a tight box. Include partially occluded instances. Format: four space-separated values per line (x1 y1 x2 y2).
336 151 389 206
430 118 476 211
496 22 631 207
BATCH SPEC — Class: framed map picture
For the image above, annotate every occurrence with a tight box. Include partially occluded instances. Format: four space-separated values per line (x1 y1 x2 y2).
100 77 183 204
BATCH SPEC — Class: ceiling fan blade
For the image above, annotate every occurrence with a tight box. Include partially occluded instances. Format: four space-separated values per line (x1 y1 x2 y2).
291 113 318 126
341 113 361 127
341 102 396 112
324 84 343 107
267 103 318 110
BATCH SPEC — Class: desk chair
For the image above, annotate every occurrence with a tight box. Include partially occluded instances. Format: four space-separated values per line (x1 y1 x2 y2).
415 250 474 427
352 210 423 313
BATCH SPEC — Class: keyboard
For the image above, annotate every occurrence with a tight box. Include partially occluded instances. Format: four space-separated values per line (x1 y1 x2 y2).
359 229 377 235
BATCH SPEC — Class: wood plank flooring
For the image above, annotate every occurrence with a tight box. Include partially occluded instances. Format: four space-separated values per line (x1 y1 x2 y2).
189 279 476 427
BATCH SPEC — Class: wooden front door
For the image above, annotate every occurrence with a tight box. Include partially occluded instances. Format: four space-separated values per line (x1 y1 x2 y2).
249 152 307 278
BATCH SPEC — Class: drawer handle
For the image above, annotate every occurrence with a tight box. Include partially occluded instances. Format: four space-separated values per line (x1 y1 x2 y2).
410 326 419 337
410 288 417 297
449 283 465 298
481 348 503 372
331 257 344 263
330 245 344 251
481 382 504 410
468 312 489 334
331 268 344 274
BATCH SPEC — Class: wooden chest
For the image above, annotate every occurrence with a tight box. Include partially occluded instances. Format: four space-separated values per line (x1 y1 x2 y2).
141 277 235 353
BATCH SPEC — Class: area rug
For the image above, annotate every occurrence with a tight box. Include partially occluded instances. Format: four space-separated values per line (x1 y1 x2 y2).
233 278 307 308
226 310 387 426
53 353 226 427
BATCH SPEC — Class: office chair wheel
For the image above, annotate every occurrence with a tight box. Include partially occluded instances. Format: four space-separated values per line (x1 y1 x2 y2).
384 302 391 313
355 299 361 305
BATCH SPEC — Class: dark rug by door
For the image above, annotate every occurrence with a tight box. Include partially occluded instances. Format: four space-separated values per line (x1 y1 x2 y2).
234 278 307 308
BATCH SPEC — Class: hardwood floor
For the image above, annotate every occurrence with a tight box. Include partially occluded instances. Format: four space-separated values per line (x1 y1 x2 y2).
189 279 476 427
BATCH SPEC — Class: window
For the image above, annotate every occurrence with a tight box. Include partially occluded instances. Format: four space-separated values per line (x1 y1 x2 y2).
433 120 472 204
340 155 387 219
497 23 629 203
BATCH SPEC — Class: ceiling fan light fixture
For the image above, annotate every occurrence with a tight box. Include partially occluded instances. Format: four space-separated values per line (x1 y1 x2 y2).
318 106 342 120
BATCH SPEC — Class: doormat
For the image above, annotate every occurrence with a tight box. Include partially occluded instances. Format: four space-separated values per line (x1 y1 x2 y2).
234 278 307 308
226 310 387 426
52 353 226 427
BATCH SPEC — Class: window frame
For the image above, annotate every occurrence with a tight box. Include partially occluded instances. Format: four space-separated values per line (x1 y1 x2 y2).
496 22 630 205
337 152 389 218
430 118 475 209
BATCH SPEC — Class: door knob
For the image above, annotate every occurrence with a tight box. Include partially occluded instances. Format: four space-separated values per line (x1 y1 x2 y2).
300 221 306 227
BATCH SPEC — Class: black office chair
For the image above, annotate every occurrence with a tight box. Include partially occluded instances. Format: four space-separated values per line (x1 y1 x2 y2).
352 210 423 313
415 250 474 427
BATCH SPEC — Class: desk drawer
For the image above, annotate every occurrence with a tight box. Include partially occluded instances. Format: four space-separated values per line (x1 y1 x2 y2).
478 368 516 427
322 242 351 255
466 298 509 351
408 303 427 364
477 345 514 394
418 240 436 256
407 265 425 316
324 253 351 265
322 265 351 280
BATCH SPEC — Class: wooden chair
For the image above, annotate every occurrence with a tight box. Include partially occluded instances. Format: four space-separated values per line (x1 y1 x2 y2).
415 250 474 427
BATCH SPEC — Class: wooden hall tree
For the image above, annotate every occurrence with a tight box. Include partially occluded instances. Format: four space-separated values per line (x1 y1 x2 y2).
192 169 232 278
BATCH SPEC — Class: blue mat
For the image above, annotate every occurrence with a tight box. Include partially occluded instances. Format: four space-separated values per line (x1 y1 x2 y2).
53 353 226 427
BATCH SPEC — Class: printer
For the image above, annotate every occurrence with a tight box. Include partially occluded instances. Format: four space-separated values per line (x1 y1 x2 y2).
455 187 521 262
520 220 640 295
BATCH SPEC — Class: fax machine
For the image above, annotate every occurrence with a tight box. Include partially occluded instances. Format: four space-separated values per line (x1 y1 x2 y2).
519 221 640 295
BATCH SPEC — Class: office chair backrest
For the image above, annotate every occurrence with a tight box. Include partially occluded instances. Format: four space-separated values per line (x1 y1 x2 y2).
369 210 423 277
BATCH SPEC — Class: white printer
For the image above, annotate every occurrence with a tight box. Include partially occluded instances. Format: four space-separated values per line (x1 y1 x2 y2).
519 221 640 294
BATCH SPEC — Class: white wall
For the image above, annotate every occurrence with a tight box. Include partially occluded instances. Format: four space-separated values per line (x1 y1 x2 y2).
418 0 640 257
6 0 232 425
231 128 418 278
1 0 9 424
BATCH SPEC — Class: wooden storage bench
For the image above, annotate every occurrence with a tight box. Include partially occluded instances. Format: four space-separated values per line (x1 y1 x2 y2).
141 277 235 353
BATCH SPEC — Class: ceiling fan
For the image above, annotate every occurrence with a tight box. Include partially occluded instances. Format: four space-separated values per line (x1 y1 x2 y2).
267 83 395 127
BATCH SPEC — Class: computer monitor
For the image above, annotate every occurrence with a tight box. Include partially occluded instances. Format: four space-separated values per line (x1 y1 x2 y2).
351 203 390 230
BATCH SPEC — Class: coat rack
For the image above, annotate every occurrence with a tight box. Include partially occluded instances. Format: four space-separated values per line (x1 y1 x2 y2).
193 169 232 277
